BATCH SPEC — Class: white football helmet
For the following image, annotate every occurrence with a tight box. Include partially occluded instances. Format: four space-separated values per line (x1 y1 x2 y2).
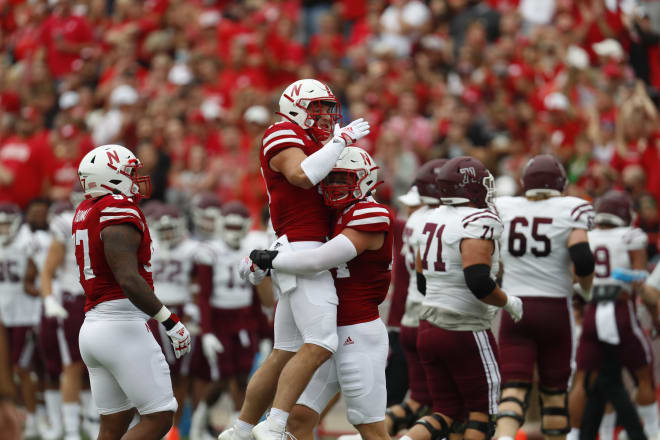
78 144 151 200
278 79 341 142
0 203 22 246
321 146 381 207
220 201 252 249
191 191 223 240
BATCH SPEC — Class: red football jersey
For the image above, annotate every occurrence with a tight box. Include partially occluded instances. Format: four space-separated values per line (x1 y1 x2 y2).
260 121 331 242
333 199 394 326
72 194 154 312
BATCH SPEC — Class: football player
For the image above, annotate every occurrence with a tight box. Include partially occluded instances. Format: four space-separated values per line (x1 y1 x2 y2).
402 156 522 440
148 204 200 438
191 192 223 241
220 79 370 440
74 144 192 440
568 191 658 440
493 154 595 440
246 147 393 440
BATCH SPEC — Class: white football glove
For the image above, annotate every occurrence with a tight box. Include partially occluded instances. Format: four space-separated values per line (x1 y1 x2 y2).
44 295 69 319
334 118 370 146
166 319 192 359
238 256 268 285
503 295 523 323
202 333 224 361
572 282 592 302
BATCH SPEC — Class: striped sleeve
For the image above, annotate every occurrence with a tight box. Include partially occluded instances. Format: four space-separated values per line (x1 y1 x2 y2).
567 198 594 230
461 209 503 240
97 198 144 232
344 202 392 233
261 123 306 161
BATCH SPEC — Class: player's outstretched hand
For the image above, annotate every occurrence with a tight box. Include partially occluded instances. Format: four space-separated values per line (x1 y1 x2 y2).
334 118 370 146
166 315 191 359
202 333 224 361
44 295 69 319
238 256 268 285
503 295 523 323
249 250 279 271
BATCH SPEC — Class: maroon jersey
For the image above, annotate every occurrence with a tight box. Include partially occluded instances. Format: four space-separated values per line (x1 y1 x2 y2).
260 121 331 242
72 194 154 312
333 199 394 326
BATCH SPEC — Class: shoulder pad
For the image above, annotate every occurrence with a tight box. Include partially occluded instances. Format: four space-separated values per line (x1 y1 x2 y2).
97 195 144 232
344 201 392 233
623 227 648 251
461 209 503 240
564 197 594 230
262 122 307 160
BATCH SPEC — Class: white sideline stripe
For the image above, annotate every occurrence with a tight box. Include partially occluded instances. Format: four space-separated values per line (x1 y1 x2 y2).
566 296 577 389
346 216 390 227
101 207 140 217
628 300 652 363
262 129 297 145
353 207 389 216
474 331 500 415
99 215 140 224
263 137 304 155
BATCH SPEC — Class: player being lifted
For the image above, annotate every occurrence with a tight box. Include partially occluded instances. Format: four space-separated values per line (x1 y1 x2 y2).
220 79 370 440
402 157 522 440
74 145 192 440
245 147 393 440
493 154 595 440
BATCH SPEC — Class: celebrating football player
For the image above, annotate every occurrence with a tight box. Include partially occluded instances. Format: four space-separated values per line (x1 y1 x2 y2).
74 144 191 440
219 79 370 440
493 154 595 440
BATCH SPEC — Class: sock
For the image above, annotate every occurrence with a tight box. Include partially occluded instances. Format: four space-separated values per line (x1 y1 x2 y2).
63 403 81 436
638 402 660 438
567 428 580 440
236 419 255 440
599 412 616 440
400 436 413 440
191 402 208 435
268 408 289 433
44 390 63 433
498 437 515 440
26 411 36 426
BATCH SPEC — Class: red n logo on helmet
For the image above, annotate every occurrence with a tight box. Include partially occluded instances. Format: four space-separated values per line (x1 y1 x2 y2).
106 150 120 165
291 83 303 97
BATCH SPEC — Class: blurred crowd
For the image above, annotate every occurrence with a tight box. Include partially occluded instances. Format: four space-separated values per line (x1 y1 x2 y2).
1 0 660 258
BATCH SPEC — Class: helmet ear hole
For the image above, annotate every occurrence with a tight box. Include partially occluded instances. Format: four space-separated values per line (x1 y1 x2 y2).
109 179 121 185
90 156 96 164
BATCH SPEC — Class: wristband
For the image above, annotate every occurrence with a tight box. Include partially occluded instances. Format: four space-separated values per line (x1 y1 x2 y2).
154 305 180 331
153 305 171 322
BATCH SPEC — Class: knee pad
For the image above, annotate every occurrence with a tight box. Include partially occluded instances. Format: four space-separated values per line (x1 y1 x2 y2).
413 414 450 440
465 418 495 440
386 402 430 435
496 381 531 427
538 387 570 436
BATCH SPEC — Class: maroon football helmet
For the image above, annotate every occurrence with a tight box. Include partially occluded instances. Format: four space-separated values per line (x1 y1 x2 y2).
141 200 165 221
49 200 74 218
414 158 448 205
435 156 494 209
191 191 222 238
221 200 252 248
594 190 633 226
152 204 186 246
521 154 567 196
0 203 21 245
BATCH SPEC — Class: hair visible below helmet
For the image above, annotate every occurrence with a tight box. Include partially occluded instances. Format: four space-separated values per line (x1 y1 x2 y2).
191 191 223 239
278 79 341 142
220 201 251 248
521 154 567 197
151 204 186 247
594 190 633 226
0 203 22 246
435 156 495 209
415 158 448 205
321 146 381 208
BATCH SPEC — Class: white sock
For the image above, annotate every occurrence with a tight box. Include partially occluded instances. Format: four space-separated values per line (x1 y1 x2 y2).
400 436 413 440
268 408 289 433
25 411 36 426
236 419 255 440
498 437 515 440
599 412 616 440
638 402 660 437
44 390 63 433
567 428 580 440
63 403 81 435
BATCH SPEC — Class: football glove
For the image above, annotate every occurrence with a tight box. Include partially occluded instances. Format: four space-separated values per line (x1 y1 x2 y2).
238 256 268 285
503 295 523 323
44 295 69 319
334 118 370 146
165 314 192 359
202 333 224 361
250 250 279 271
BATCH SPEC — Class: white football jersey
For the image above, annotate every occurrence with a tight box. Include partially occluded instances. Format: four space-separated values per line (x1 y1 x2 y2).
417 205 503 331
0 225 42 326
589 226 647 288
496 196 593 298
243 229 273 252
400 206 430 327
50 210 83 296
151 238 199 305
196 238 253 309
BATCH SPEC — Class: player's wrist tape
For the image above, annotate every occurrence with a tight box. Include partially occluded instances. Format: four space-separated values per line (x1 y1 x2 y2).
568 242 595 276
153 306 180 331
300 136 345 185
463 264 496 299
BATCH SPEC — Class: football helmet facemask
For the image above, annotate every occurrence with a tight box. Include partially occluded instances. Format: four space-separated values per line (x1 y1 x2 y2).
321 146 381 208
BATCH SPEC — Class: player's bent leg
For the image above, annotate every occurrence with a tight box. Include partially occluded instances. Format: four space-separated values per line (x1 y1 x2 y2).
123 410 174 440
633 364 659 439
494 382 531 439
355 421 389 440
98 409 134 440
287 404 320 440
568 370 587 433
539 387 570 440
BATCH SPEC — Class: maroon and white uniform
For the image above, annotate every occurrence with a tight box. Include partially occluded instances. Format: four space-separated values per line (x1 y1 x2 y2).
416 205 503 419
74 194 177 415
495 195 592 389
577 226 652 371
260 121 337 353
298 199 393 425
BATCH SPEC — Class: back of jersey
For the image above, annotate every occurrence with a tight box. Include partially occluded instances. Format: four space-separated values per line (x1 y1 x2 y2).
72 194 154 312
497 196 593 298
589 226 647 288
417 205 502 330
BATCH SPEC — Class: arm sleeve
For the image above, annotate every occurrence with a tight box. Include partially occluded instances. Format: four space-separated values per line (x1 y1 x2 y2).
568 242 595 277
195 264 213 334
272 233 358 275
300 136 346 185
